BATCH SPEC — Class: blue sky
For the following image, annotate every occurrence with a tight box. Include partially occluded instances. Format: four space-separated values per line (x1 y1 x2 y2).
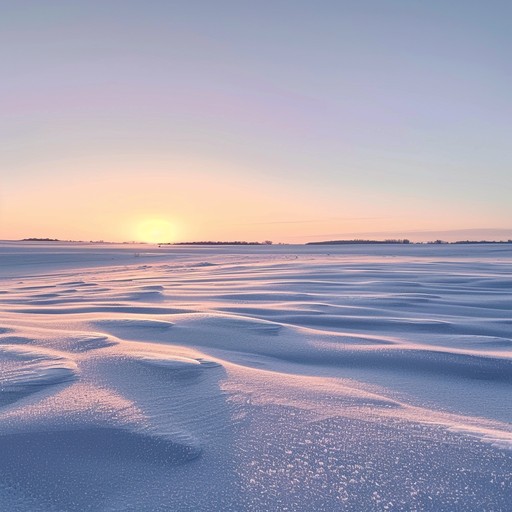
1 1 511 242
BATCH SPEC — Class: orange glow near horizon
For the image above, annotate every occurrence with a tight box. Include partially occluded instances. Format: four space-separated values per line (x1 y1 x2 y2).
1 156 511 244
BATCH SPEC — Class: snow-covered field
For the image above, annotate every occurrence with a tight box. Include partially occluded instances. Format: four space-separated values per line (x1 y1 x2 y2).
1 241 511 511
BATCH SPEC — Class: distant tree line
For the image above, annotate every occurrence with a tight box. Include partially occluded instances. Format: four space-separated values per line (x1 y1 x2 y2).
452 240 512 244
162 240 273 246
22 238 60 242
307 239 411 245
428 240 512 244
21 238 110 243
308 239 512 245
19 237 512 246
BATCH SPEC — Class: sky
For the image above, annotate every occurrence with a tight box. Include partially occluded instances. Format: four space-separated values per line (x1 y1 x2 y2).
1 0 511 243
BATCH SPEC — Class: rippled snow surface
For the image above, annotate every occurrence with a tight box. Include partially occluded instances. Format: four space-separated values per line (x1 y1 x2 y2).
1 242 511 511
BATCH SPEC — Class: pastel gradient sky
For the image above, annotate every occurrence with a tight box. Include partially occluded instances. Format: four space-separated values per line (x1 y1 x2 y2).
1 1 511 243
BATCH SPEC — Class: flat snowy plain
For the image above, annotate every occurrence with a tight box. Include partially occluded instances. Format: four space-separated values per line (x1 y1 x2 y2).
1 241 511 511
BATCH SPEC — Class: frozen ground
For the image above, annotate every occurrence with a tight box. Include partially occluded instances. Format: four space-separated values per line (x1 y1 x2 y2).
0 241 511 511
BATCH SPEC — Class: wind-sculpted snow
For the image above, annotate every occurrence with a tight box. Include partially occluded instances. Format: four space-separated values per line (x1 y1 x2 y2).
0 345 77 408
0 242 511 511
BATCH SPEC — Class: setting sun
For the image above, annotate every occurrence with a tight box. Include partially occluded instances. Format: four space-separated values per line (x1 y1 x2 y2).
136 218 174 244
